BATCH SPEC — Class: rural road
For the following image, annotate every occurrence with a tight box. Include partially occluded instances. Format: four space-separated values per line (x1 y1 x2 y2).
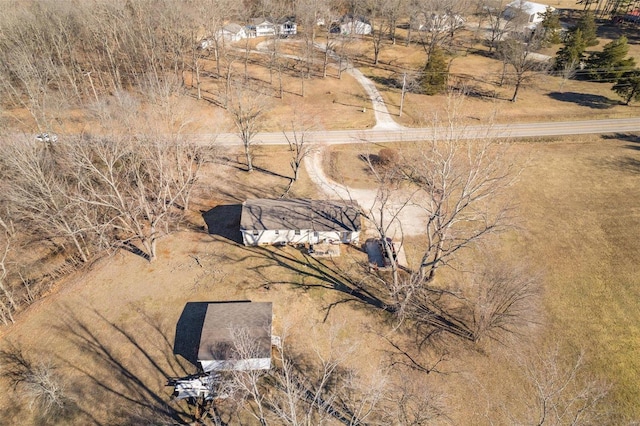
206 117 640 146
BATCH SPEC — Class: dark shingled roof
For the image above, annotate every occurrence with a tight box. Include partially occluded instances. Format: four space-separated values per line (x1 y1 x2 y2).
198 302 272 362
240 199 361 232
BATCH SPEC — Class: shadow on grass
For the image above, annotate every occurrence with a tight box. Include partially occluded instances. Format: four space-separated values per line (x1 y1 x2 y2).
202 204 243 244
547 92 618 109
55 305 194 425
230 245 475 341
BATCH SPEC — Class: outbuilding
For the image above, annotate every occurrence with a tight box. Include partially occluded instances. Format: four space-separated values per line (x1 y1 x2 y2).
197 301 273 373
240 198 362 246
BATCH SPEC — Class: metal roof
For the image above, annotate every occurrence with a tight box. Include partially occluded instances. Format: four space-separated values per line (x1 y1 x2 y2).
240 199 362 232
198 302 272 363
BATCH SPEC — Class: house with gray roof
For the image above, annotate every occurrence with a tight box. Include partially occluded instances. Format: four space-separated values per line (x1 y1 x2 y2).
240 198 361 246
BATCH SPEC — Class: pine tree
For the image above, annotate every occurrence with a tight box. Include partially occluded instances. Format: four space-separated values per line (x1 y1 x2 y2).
540 7 562 45
574 11 598 47
613 69 640 105
421 47 448 95
586 36 636 82
555 29 587 73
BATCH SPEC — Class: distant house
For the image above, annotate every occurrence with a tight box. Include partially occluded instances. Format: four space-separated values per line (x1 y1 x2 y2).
240 198 362 246
412 13 465 32
276 17 297 36
503 1 554 26
248 18 276 37
197 302 273 373
338 15 372 35
219 23 248 42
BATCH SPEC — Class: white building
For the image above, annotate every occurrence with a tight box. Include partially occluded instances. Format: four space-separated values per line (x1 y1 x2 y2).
248 18 276 37
504 1 554 26
240 199 362 246
276 18 297 36
339 15 372 35
219 23 248 42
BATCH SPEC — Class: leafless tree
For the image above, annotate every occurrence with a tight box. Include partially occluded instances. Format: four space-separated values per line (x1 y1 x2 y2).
497 28 550 102
228 85 269 173
0 220 16 325
227 328 270 426
413 0 471 64
476 0 527 52
0 138 94 263
71 134 202 262
0 343 69 419
488 345 611 425
465 260 542 343
281 110 317 196
365 0 392 65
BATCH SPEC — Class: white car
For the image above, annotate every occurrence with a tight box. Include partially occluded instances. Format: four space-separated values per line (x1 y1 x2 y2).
35 133 58 143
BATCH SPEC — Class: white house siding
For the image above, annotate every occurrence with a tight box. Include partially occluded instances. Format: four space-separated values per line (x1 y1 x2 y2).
340 21 372 35
256 24 275 37
243 229 360 246
200 357 271 373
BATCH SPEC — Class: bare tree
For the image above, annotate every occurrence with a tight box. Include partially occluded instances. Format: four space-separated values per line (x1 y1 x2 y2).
487 345 612 425
366 0 392 65
281 110 317 196
71 134 202 262
0 138 94 263
0 220 16 325
228 85 269 173
0 343 69 419
466 260 542 343
497 29 550 102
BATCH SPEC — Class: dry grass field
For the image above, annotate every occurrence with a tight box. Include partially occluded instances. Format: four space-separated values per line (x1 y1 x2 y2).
1 133 640 423
1 9 640 425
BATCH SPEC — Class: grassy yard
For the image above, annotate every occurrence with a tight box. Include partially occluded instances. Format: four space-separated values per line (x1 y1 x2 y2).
1 133 639 423
324 134 640 422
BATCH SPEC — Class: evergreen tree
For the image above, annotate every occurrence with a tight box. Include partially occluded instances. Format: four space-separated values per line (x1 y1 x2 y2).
586 36 636 82
574 10 598 47
540 7 562 45
554 29 587 73
421 47 448 95
613 69 640 105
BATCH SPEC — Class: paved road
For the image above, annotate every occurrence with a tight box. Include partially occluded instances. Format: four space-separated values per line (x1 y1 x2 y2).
204 117 640 146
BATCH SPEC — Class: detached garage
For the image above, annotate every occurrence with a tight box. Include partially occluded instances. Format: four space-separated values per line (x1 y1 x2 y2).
240 198 362 246
198 301 273 373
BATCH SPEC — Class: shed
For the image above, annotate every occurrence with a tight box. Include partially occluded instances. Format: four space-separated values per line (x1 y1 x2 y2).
240 198 361 246
197 302 273 372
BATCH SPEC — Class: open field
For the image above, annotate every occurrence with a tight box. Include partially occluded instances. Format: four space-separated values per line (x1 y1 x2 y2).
1 134 639 423
325 133 640 422
2 3 640 423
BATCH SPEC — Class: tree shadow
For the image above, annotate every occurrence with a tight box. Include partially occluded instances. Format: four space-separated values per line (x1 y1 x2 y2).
547 92 618 109
120 241 150 261
235 245 390 319
54 305 194 425
201 204 243 244
230 245 476 341
601 132 640 149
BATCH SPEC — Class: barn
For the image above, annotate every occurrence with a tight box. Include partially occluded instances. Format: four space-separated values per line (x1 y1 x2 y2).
240 198 362 246
197 301 273 373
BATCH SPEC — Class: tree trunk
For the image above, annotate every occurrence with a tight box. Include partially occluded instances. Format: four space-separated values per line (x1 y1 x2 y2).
244 141 253 172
